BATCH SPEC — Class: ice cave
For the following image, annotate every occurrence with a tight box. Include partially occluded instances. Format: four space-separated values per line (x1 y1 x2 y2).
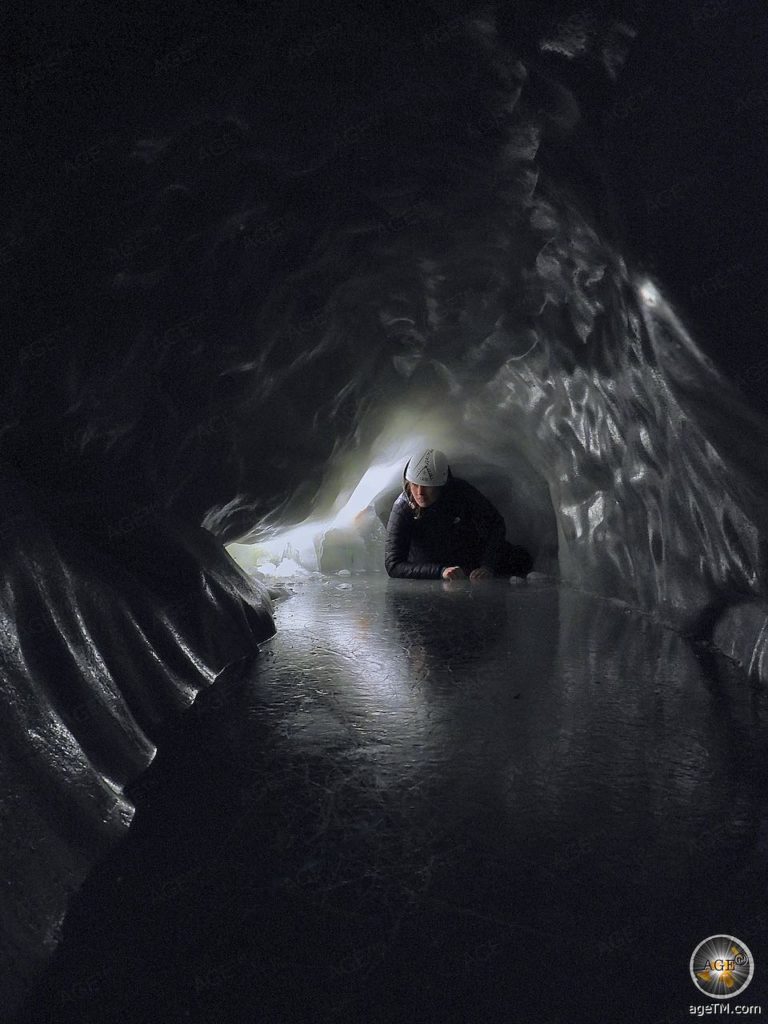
3 2 768 1021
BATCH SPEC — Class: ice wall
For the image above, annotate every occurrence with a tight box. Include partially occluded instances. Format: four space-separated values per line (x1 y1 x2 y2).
1 2 768 1010
3 3 767 646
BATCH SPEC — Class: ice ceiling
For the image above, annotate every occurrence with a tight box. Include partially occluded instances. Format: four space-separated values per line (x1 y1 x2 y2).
4 3 768 664
1 2 768 1008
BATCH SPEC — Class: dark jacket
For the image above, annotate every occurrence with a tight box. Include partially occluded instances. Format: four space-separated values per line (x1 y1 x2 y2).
385 476 507 579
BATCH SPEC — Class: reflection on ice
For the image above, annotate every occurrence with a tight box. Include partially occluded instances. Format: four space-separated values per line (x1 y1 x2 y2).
272 577 767 858
22 576 768 1021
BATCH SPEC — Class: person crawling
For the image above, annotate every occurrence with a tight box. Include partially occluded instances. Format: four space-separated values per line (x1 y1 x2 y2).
385 448 532 581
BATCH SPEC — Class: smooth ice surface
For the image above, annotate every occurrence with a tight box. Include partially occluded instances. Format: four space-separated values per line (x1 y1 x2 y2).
26 578 768 1023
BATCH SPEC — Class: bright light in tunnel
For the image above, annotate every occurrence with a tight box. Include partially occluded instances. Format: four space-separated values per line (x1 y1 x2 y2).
241 522 321 572
229 417 455 574
228 449 420 575
330 458 406 527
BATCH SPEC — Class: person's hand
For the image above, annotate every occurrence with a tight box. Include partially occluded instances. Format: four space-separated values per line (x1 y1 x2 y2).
441 566 466 580
469 567 493 581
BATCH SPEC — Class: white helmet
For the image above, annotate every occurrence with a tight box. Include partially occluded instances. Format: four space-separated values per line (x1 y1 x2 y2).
404 448 449 487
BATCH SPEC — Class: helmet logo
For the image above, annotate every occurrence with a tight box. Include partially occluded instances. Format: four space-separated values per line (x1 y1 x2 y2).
405 447 448 487
415 450 434 480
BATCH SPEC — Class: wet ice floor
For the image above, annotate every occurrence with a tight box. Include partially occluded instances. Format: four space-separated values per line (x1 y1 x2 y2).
27 577 768 1023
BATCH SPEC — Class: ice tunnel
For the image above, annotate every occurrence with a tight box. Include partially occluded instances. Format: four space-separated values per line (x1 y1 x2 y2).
3 1 768 1020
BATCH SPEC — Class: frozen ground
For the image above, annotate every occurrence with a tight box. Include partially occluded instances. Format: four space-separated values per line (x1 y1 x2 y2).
25 576 768 1023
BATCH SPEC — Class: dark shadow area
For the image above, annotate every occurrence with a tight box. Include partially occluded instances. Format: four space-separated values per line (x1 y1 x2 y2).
22 578 768 1024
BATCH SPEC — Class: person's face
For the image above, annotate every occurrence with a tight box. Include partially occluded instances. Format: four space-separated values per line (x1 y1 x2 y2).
410 483 442 508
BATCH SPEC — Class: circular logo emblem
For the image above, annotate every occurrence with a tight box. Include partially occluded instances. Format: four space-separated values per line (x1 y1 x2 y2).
690 935 754 999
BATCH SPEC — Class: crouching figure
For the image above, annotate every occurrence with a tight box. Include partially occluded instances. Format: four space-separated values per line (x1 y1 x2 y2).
385 448 532 581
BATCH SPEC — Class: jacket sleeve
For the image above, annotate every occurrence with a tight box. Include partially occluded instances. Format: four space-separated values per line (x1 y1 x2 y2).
385 499 445 579
465 484 507 571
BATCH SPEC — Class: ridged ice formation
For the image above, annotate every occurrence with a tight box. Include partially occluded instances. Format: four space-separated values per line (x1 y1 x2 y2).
4 6 768 672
